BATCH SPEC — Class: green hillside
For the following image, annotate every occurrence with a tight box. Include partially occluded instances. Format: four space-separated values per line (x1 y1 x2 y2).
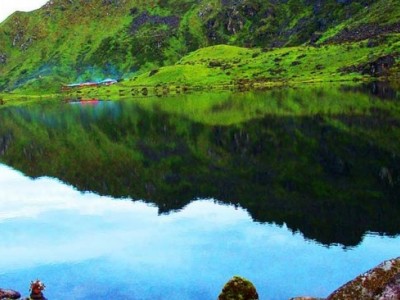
0 0 399 94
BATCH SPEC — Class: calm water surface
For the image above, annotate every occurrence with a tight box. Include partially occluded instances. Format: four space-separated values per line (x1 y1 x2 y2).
0 84 399 299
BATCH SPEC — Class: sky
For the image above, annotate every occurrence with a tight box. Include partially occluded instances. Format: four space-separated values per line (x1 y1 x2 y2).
0 0 48 23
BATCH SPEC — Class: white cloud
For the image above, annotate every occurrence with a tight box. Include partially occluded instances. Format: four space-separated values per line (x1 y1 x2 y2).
0 164 152 221
0 0 48 23
0 163 400 300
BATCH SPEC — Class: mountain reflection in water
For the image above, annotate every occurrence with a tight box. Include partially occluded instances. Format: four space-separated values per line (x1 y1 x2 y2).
0 85 399 248
0 163 399 300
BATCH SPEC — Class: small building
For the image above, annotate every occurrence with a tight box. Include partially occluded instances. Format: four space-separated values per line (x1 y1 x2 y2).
61 78 118 92
99 78 118 86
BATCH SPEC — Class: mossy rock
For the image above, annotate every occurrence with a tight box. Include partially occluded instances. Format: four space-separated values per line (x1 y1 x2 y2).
218 276 259 300
327 257 400 299
0 288 21 299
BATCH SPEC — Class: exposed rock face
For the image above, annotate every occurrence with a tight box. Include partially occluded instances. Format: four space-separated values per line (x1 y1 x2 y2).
130 12 180 34
0 288 21 299
218 276 259 300
366 55 396 77
379 273 400 299
327 22 400 43
327 257 400 300
29 280 47 300
340 54 397 77
0 133 13 155
0 53 7 64
102 0 120 5
290 297 324 300
29 293 47 300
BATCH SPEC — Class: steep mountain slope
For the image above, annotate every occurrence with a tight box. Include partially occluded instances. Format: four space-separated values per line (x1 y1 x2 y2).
0 0 399 93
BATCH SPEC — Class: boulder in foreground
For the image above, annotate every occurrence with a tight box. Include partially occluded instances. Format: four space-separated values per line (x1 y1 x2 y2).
218 276 259 300
327 257 400 300
290 297 324 300
0 288 21 299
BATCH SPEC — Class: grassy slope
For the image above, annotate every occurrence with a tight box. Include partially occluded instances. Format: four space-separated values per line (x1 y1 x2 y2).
61 34 400 100
124 0 400 89
0 1 132 93
0 0 399 100
137 42 387 84
319 0 400 42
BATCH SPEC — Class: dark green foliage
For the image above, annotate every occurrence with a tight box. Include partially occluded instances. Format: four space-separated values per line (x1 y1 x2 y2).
1 85 400 246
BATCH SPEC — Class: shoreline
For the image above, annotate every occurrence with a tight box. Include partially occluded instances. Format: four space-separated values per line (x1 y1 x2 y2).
0 77 394 108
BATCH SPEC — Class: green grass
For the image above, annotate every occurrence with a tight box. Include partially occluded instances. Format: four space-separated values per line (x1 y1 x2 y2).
70 37 398 99
2 33 399 104
319 0 400 42
1 0 399 99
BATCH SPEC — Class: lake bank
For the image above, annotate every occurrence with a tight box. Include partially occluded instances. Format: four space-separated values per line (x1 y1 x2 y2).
1 245 399 299
1 78 398 109
1 38 399 103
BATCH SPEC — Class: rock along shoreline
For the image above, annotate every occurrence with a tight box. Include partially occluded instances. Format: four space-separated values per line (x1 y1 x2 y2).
220 257 400 300
2 257 399 300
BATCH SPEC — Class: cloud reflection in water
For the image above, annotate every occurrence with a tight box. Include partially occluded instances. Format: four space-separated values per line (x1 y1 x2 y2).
0 164 399 300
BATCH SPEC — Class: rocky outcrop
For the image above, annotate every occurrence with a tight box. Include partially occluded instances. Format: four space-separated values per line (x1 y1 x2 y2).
9 17 35 51
293 258 400 299
0 53 7 65
218 276 259 300
224 258 400 299
339 54 397 77
366 55 396 77
130 12 180 34
328 23 400 43
379 273 400 299
29 280 47 300
102 0 121 5
327 257 400 299
0 133 13 155
290 298 324 300
0 288 21 299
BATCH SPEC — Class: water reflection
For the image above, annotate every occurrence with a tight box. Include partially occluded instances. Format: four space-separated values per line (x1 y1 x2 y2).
0 164 399 300
0 86 399 248
341 81 399 101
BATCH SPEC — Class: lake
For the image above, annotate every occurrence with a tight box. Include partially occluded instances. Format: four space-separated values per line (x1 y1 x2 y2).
0 83 399 299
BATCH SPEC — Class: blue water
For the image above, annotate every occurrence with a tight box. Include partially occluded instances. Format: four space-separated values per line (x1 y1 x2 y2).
0 164 399 299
